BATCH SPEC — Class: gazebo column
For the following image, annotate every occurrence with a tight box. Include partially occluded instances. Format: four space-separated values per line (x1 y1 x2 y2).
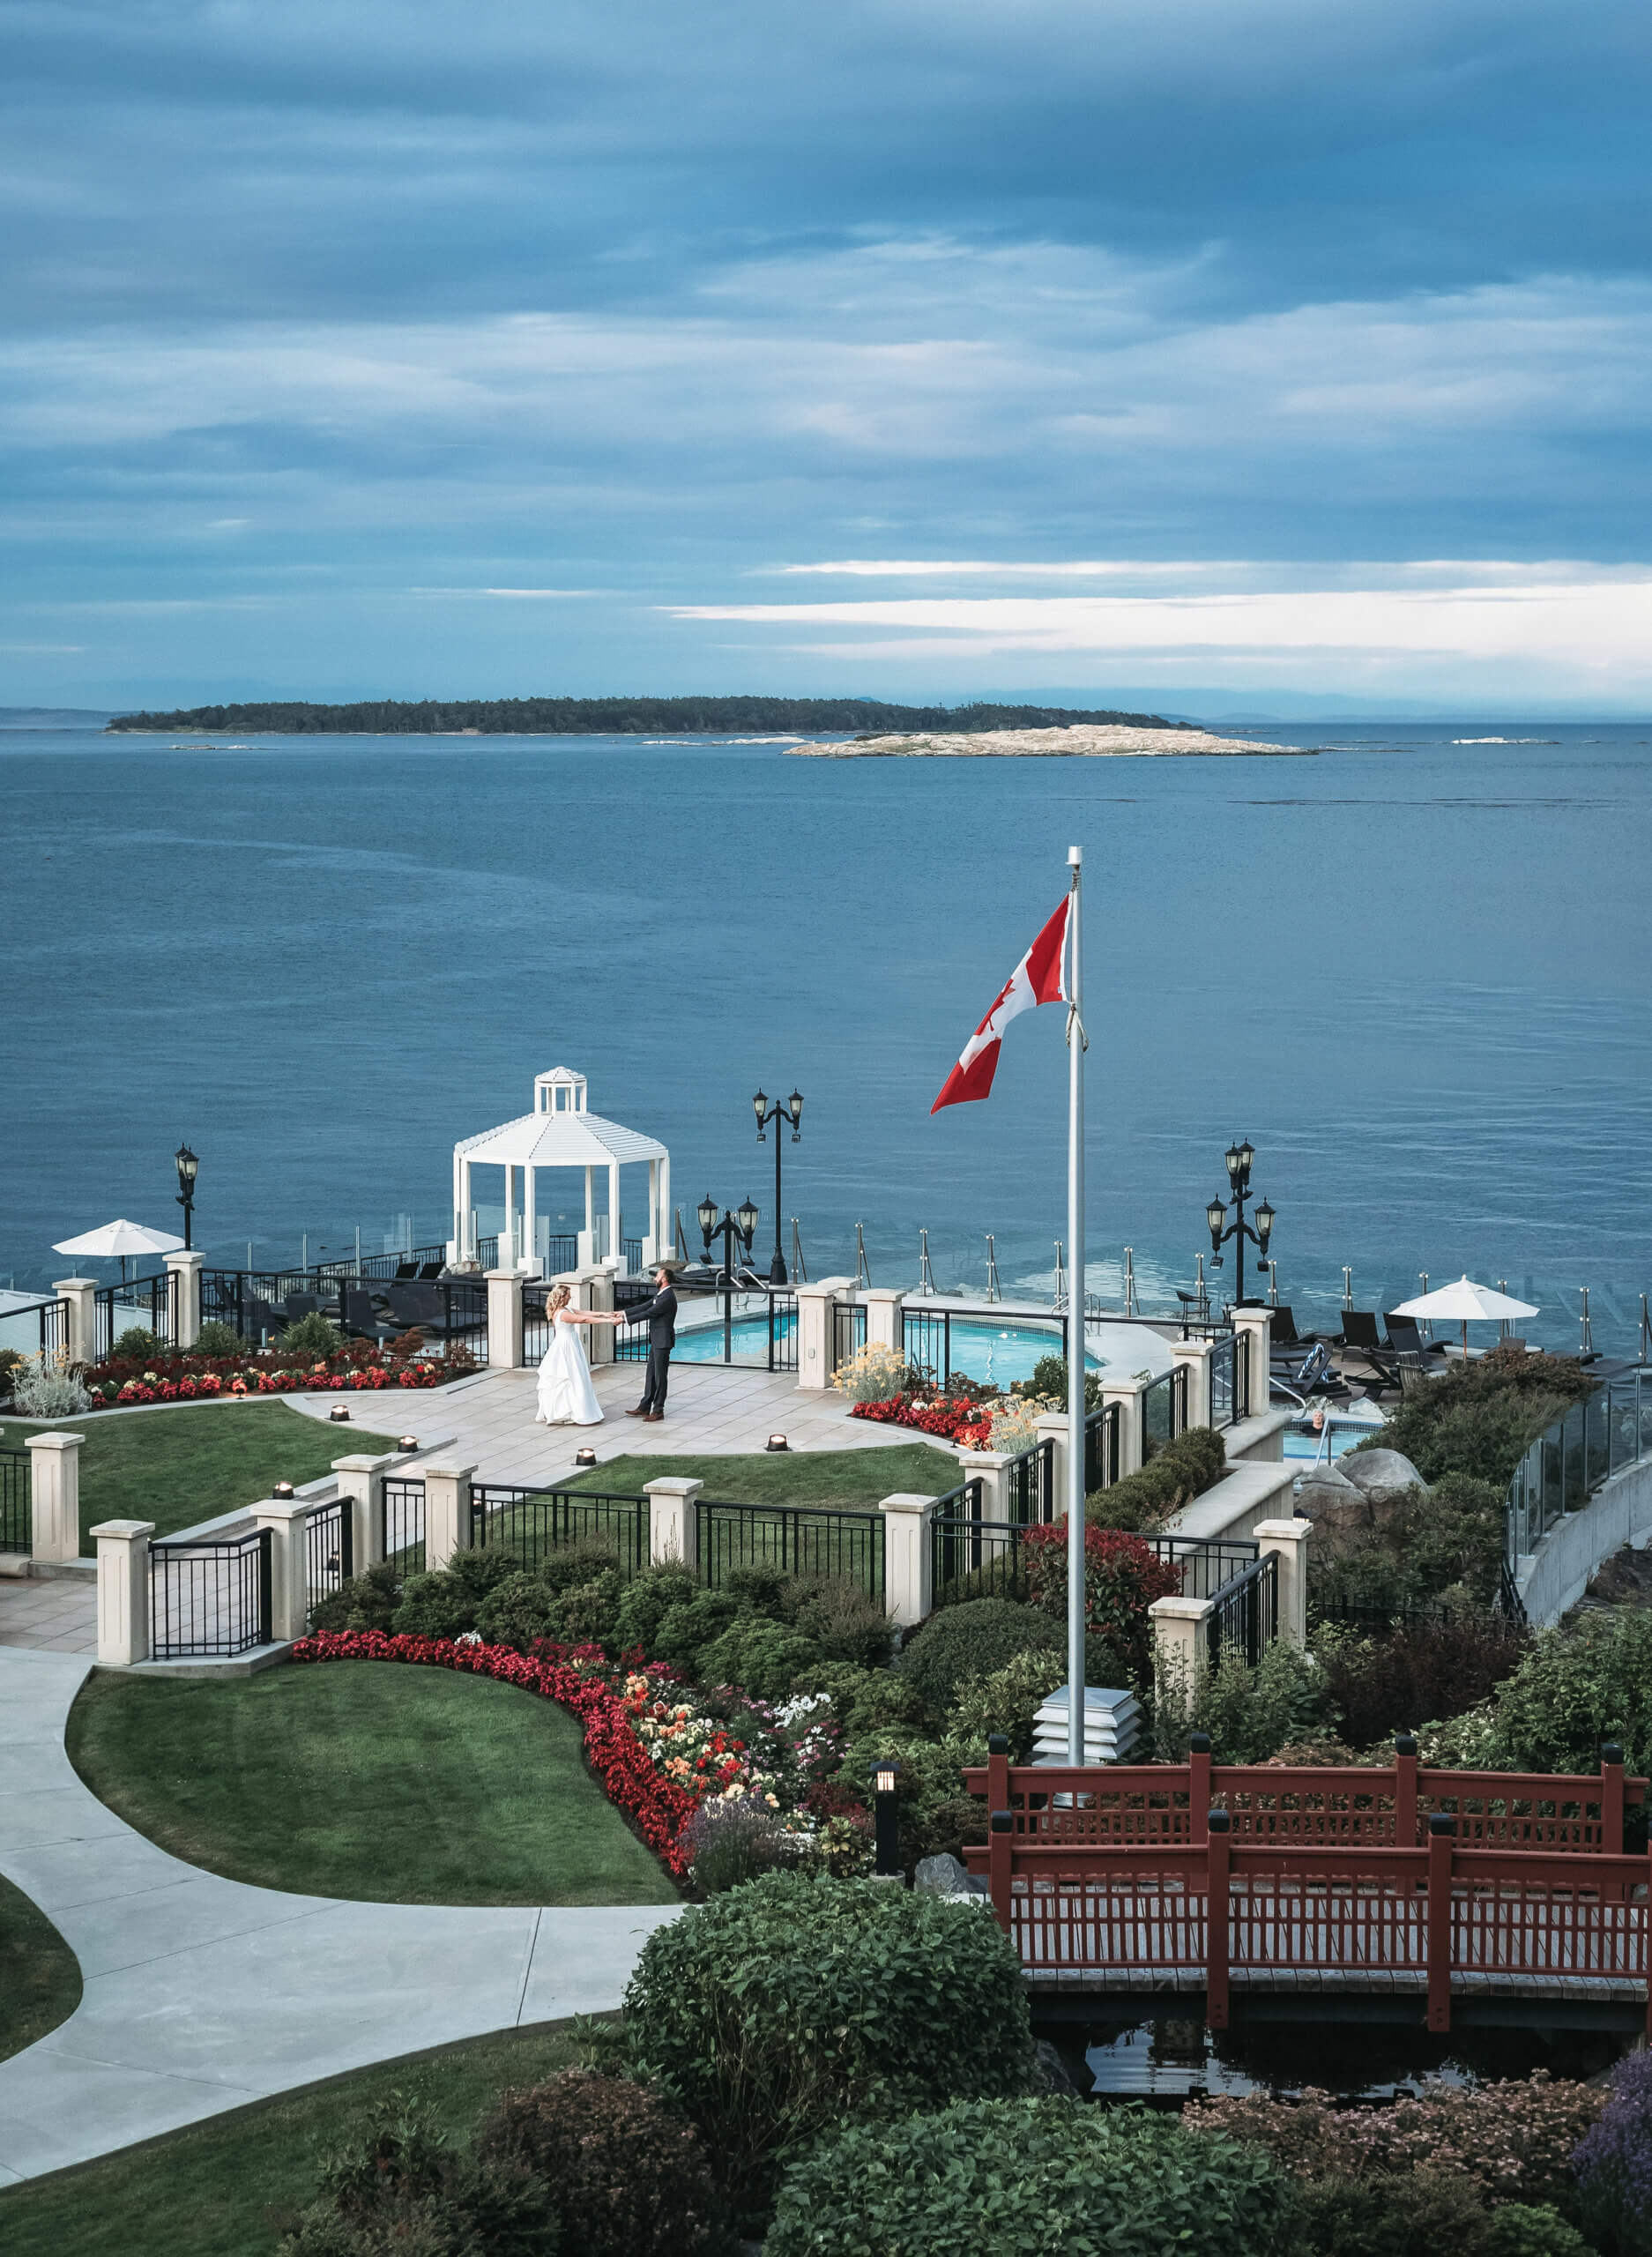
608 1161 622 1270
579 1166 595 1267
644 1158 659 1266
659 1151 672 1258
524 1165 539 1276
450 1148 463 1263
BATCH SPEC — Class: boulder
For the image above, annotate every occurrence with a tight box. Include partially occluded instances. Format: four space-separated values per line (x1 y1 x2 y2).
1339 1448 1426 1504
1294 1463 1369 1531
913 1851 989 1898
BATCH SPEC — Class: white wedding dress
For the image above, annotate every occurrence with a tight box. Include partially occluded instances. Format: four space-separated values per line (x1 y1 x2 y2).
535 1312 603 1426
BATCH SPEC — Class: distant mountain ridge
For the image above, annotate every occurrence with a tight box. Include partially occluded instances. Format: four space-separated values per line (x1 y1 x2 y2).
105 695 1179 735
0 706 113 727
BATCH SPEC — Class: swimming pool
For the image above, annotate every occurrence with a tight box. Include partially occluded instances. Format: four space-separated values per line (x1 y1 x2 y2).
1283 1417 1384 1462
670 1309 1102 1386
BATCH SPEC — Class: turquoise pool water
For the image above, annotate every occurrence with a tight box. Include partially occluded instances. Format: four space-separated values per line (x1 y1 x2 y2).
1283 1421 1376 1461
671 1311 1100 1387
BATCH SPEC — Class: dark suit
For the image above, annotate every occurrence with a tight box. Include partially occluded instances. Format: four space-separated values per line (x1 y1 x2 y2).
629 1284 678 1412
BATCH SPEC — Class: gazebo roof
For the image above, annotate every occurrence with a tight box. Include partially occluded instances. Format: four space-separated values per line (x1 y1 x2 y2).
454 1069 666 1171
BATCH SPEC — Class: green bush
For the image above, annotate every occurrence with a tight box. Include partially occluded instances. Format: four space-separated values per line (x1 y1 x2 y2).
1156 1638 1328 1762
696 1615 821 1699
475 2068 721 2257
1317 1613 1528 1747
277 1311 345 1360
280 2097 556 2255
900 1597 1060 1715
947 1645 1068 1757
1089 1425 1225 1532
612 1563 699 1653
1287 2168 1492 2257
1481 2206 1592 2257
474 1548 627 1652
767 2097 1286 2257
391 1547 525 1639
112 1325 160 1359
1013 1353 1105 1413
783 1572 894 1668
1358 1349 1595 1487
1462 1610 1652 1778
1310 1473 1508 1617
309 1560 403 1634
624 1869 1035 2221
192 1318 244 1356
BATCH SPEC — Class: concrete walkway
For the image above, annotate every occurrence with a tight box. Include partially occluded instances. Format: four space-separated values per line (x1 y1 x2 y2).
289 1358 940 1488
0 1648 681 2185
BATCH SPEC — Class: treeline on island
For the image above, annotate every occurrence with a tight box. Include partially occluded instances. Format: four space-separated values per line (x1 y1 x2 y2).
105 695 1178 735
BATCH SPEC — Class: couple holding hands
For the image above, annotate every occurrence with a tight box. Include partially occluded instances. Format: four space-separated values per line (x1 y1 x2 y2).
532 1261 681 1429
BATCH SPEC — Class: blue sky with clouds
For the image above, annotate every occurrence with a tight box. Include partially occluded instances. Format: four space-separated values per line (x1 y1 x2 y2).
5 0 1651 712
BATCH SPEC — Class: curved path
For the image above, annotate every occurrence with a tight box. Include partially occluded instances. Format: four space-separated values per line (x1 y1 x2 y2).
0 1648 681 2186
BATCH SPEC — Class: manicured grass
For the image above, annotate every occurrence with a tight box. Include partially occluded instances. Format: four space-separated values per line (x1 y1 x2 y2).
562 1441 963 1506
0 1872 81 2063
0 2016 585 2257
0 1400 397 1550
66 1663 680 1906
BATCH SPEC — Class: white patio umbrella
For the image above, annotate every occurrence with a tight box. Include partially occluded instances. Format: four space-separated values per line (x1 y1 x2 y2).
1388 1275 1539 1361
53 1218 185 1285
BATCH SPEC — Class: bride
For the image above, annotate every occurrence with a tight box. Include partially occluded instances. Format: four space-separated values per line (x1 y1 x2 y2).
533 1285 624 1426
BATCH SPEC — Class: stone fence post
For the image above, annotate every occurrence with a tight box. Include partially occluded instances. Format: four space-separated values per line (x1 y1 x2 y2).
879 1493 936 1627
645 1477 702 1568
1035 1411 1070 1506
1255 1516 1311 1646
954 1449 1011 1522
862 1288 906 1359
252 1495 310 1643
54 1277 98 1368
1230 1308 1273 1419
581 1265 615 1366
1099 1373 1150 1480
164 1249 204 1350
1171 1337 1213 1433
93 1519 153 1666
26 1432 83 1563
795 1277 853 1392
1150 1592 1213 1704
486 1269 525 1370
421 1462 476 1573
331 1449 413 1574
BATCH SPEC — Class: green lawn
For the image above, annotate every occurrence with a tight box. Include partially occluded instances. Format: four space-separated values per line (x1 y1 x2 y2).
66 1663 680 1905
0 1400 397 1550
0 1872 81 2063
0 2017 585 2257
562 1441 963 1506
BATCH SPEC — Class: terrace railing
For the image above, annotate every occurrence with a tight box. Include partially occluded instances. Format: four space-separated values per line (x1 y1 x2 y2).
470 1485 651 1576
1142 1363 1188 1455
642 1287 799 1371
696 1495 884 1600
1084 1402 1120 1492
0 1450 30 1552
94 1272 177 1360
1507 1370 1652 1569
149 1528 272 1659
833 1300 867 1376
2 1296 71 1361
1204 1551 1277 1671
381 1476 426 1575
303 1497 353 1607
1207 1331 1251 1428
1003 1436 1056 1525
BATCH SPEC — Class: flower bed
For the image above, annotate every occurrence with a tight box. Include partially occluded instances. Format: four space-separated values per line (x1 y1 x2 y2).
849 1391 994 1446
84 1346 469 1406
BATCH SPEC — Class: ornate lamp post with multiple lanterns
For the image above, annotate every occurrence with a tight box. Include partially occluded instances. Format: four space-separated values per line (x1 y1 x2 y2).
1205 1139 1274 1308
752 1088 803 1284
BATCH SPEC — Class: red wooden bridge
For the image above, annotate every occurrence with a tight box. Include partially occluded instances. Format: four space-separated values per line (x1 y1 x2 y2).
962 1739 1650 2033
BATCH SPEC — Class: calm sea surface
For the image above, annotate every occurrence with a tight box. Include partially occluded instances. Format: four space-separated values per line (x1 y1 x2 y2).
3 723 1649 1354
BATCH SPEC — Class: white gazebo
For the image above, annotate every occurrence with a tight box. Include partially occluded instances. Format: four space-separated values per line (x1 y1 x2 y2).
449 1069 671 1277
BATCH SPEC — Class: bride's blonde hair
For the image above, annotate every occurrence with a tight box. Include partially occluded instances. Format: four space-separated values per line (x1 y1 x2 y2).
547 1284 572 1315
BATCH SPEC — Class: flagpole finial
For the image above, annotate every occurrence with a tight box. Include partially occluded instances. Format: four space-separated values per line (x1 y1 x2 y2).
1068 844 1082 868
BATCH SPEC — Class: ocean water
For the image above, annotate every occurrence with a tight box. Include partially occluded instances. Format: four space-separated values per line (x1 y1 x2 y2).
3 722 1649 1356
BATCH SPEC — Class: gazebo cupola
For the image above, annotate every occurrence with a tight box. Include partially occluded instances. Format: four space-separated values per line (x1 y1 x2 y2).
449 1068 670 1277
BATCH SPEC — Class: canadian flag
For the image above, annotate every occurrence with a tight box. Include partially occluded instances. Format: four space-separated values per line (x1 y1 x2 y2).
930 895 1072 1112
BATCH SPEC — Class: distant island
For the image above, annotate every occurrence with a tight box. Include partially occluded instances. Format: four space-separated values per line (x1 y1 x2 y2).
793 723 1310 759
104 696 1181 736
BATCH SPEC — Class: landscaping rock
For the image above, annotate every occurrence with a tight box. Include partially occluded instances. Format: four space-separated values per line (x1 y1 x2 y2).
1034 2038 1082 2097
914 1851 989 1898
1340 1448 1426 1503
1294 1464 1369 1531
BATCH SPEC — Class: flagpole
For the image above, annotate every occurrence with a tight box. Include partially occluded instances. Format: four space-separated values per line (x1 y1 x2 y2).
1065 844 1085 1766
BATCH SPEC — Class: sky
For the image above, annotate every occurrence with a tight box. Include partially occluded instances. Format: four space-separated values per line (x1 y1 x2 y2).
4 0 1652 715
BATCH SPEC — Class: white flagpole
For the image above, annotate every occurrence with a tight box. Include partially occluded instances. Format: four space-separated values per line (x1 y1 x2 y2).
1065 844 1086 1765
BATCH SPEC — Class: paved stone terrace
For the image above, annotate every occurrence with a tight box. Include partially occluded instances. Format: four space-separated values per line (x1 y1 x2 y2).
0 1576 96 1658
0 1648 682 2183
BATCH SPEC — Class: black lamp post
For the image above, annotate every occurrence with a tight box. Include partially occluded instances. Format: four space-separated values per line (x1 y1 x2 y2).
1205 1138 1274 1307
699 1193 762 1359
175 1143 199 1251
753 1087 803 1284
870 1757 902 1877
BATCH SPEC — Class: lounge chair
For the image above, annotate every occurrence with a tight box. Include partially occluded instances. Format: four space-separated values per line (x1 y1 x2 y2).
1270 1342 1343 1405
342 1288 398 1345
1382 1314 1444 1359
1268 1305 1311 1350
393 1261 420 1281
243 1294 284 1345
417 1261 445 1280
1336 1311 1403 1390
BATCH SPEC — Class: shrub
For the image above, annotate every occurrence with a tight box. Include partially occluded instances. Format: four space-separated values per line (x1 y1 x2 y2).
1456 1611 1652 1778
696 1615 822 1701
192 1318 244 1356
391 1546 525 1639
623 1869 1035 2220
276 1310 346 1359
1285 2167 1492 2257
475 2067 720 2257
1088 1424 1225 1531
1012 1353 1105 1413
900 1597 1060 1715
685 1792 803 1892
784 1572 895 1668
474 1551 626 1653
1482 2207 1594 2257
112 1324 160 1359
1572 2049 1652 2256
280 2097 556 2256
11 1350 92 1417
1021 1521 1180 1689
612 1563 698 1652
948 1643 1069 1755
1156 1639 1328 1762
1318 1614 1529 1747
767 2097 1287 2257
1358 1350 1595 1487
647 1588 743 1672
830 1342 908 1404
309 1560 404 1635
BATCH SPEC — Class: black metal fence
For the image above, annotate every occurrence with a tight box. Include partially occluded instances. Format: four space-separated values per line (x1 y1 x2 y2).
200 1270 487 1358
1084 1403 1120 1492
304 1499 353 1606
1004 1436 1055 1524
1142 1364 1188 1455
1205 1552 1278 1672
696 1496 884 1600
1148 1533 1260 1600
833 1301 867 1375
94 1273 177 1361
903 1305 955 1384
470 1485 651 1575
649 1289 800 1372
929 1478 1017 1604
150 1529 272 1658
0 1450 29 1552
3 1298 71 1363
381 1477 426 1575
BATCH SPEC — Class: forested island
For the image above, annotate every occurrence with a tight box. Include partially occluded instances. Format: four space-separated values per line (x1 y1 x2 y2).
105 695 1179 735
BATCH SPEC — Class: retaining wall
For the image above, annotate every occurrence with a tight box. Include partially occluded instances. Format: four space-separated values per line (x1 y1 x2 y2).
1518 1455 1652 1626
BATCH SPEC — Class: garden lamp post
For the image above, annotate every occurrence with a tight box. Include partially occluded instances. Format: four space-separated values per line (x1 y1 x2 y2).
871 1758 902 1877
753 1087 803 1284
175 1143 199 1251
699 1193 762 1359
1205 1139 1274 1307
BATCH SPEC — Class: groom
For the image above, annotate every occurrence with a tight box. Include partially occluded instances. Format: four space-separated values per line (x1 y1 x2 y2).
623 1260 680 1423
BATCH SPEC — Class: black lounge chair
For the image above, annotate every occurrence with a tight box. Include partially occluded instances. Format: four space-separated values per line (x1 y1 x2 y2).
1381 1314 1445 1359
417 1261 445 1279
384 1280 473 1339
1336 1311 1402 1392
1268 1305 1312 1351
342 1287 398 1345
1270 1341 1344 1405
243 1294 285 1345
393 1261 420 1280
282 1292 324 1323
